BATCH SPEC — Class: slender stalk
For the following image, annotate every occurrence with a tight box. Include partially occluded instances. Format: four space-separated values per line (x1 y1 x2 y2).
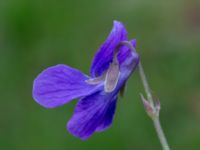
138 62 170 150
153 118 170 150
119 41 170 150
138 63 154 107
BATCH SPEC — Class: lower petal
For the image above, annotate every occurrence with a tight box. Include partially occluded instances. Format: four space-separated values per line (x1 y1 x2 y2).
95 97 117 132
67 92 117 140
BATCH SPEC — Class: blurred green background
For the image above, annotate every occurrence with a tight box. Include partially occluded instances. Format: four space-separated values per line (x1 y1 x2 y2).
1 0 200 149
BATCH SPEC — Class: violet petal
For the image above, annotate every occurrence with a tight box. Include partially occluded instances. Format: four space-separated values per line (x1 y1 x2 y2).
32 64 100 108
90 21 128 77
95 97 117 132
67 91 117 140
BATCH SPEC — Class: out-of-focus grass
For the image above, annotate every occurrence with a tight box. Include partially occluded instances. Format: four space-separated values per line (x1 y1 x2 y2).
0 0 200 150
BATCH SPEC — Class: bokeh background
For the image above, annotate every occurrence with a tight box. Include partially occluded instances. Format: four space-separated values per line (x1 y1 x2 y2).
1 0 200 149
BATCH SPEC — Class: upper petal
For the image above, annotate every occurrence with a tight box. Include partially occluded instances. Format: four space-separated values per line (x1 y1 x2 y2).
32 64 100 108
90 21 128 77
67 91 117 140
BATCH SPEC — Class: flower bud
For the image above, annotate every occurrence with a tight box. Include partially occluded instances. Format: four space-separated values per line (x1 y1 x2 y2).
140 94 160 119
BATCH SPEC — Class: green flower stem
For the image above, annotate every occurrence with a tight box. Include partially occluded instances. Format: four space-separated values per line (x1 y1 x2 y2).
138 62 170 150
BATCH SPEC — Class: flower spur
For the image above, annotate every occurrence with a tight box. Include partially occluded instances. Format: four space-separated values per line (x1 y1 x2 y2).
32 21 139 140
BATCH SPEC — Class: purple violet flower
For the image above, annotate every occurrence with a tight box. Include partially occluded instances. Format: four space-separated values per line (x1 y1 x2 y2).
32 21 140 140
